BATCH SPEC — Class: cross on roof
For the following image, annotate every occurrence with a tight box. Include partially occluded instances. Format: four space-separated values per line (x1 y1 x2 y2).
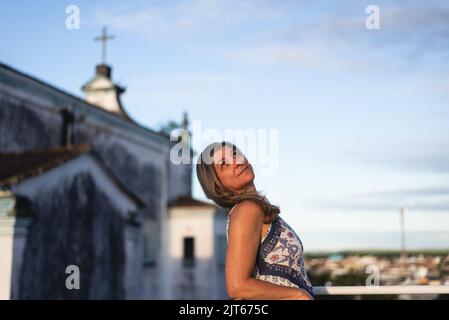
95 26 115 64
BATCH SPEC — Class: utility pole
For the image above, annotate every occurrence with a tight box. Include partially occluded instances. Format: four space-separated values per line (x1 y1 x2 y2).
400 206 408 270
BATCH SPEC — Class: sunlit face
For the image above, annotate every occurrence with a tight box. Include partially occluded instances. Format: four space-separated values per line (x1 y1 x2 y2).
212 145 255 193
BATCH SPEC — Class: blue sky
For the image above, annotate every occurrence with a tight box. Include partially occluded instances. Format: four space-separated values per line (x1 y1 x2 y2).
1 0 449 251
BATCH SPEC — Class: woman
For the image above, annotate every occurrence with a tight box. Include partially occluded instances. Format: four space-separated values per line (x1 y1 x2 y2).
196 141 314 300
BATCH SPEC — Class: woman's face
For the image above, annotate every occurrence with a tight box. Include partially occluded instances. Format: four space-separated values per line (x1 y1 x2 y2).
212 145 255 193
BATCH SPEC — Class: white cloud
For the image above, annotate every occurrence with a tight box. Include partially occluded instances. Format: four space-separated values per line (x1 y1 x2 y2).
228 43 354 71
175 0 285 22
94 7 169 37
226 37 403 73
304 186 449 213
93 0 287 38
229 2 449 71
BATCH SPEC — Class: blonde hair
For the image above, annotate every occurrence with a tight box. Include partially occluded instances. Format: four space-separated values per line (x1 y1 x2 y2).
196 141 280 223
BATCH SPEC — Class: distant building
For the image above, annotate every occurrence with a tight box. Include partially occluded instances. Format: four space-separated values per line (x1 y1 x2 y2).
167 197 227 299
0 61 228 299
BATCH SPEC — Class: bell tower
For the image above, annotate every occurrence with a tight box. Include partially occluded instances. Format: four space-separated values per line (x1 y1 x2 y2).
81 27 127 117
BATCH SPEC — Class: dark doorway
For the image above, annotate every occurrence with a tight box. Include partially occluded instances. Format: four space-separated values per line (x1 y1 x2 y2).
183 237 195 267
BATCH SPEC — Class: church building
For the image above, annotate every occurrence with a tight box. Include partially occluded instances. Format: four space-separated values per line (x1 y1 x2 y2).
0 30 228 299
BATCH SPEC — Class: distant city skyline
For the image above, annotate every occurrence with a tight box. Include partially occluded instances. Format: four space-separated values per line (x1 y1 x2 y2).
1 0 448 250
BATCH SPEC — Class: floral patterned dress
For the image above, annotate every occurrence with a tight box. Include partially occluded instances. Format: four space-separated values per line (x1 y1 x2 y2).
226 212 314 297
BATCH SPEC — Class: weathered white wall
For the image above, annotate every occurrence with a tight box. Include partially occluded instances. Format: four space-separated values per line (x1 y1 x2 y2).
212 211 228 299
0 64 196 299
169 207 215 259
10 218 32 300
164 207 227 299
167 160 192 202
168 207 214 299
13 155 139 216
0 218 14 300
8 155 143 299
0 216 33 300
124 224 143 299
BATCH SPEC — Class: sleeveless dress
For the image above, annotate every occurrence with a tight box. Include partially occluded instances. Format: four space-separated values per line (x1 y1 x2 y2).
226 211 314 297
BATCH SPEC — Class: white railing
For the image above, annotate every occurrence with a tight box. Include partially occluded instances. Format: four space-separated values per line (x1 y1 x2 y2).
313 285 449 295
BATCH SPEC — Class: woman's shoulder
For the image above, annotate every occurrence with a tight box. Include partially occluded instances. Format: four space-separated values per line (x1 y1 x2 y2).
229 200 265 223
231 200 264 215
227 200 266 243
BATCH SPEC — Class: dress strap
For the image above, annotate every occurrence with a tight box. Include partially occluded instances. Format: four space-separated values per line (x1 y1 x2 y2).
229 204 238 217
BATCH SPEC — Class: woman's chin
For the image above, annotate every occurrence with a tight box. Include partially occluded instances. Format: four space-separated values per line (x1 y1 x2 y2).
243 172 255 186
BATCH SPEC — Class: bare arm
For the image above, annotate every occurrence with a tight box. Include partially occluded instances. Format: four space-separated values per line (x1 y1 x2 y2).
225 201 313 300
